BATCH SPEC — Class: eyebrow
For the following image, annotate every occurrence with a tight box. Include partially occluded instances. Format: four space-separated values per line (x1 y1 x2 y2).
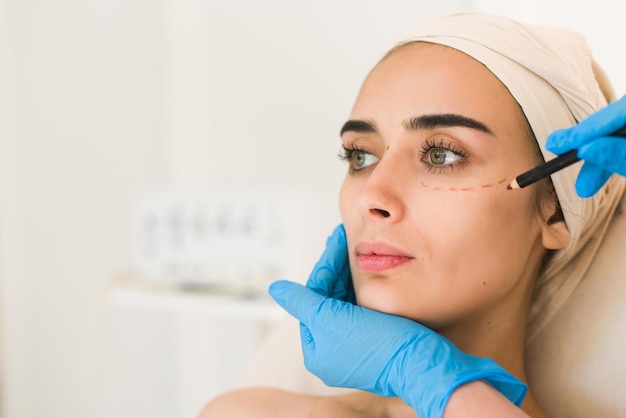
404 113 493 134
339 113 493 137
340 119 376 136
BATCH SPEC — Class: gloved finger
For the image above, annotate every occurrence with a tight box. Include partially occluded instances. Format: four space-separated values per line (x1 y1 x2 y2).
309 263 355 303
299 322 315 358
306 224 350 298
270 281 325 365
578 136 626 177
545 128 580 154
268 280 326 325
575 161 613 198
546 95 626 154
306 264 343 298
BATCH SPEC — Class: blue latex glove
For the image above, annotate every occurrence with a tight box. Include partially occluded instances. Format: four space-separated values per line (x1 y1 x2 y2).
304 224 355 304
269 225 527 418
546 95 626 197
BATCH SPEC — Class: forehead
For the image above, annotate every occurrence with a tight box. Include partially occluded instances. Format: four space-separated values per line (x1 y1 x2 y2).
352 42 526 137
364 42 505 98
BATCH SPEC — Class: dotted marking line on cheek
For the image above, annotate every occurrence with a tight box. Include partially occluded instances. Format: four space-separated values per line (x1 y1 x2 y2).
418 178 508 192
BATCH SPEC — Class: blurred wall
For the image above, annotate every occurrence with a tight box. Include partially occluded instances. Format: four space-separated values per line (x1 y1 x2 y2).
1 1 171 418
0 1 469 417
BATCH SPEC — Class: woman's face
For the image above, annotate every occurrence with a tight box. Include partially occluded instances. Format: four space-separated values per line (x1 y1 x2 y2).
339 43 560 331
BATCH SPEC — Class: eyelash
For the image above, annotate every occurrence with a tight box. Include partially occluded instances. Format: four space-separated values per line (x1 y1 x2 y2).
338 144 374 174
338 139 470 174
420 138 469 173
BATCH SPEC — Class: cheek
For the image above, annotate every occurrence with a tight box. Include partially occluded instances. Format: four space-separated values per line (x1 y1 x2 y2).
424 188 539 261
355 189 541 323
338 180 350 219
423 190 540 291
339 177 361 229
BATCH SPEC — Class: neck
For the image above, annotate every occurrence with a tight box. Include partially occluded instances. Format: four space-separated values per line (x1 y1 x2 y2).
438 306 550 417
439 301 529 378
439 237 548 379
432 252 550 417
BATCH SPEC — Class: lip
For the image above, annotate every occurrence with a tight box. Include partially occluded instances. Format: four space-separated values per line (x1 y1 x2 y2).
355 242 415 273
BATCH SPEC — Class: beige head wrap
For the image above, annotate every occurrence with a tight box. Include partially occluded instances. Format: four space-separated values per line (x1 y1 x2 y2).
396 12 626 342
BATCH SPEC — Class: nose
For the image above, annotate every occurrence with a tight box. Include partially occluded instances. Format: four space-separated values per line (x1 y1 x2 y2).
354 158 406 223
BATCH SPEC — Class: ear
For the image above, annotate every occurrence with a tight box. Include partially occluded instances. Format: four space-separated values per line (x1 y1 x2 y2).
541 219 570 250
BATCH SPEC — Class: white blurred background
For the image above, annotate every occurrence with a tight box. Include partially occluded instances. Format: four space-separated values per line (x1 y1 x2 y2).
0 1 624 417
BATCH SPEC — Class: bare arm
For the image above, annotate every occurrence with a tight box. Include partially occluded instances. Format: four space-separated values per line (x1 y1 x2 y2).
198 387 317 418
444 381 531 418
199 382 532 418
198 387 384 418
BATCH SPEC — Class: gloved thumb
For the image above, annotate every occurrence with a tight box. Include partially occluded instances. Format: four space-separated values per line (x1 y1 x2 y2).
268 280 326 325
578 135 626 177
575 161 613 198
306 224 349 297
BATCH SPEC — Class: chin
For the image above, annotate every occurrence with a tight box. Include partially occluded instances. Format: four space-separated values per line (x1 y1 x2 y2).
355 283 443 327
355 285 414 318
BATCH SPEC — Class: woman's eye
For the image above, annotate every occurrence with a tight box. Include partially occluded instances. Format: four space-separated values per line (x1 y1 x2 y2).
340 146 380 172
426 147 463 166
419 138 469 173
351 150 379 170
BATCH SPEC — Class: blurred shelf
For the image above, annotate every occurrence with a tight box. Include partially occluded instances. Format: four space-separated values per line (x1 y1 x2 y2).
106 274 286 418
108 275 285 320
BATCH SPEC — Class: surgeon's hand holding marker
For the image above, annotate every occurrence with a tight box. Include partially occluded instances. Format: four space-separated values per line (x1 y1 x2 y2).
546 95 626 198
268 225 528 418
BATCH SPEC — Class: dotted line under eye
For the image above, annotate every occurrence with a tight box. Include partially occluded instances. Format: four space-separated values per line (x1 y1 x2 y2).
419 178 507 191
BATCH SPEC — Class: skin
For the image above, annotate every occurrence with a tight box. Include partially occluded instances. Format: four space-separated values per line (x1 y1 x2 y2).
340 42 566 363
200 42 570 418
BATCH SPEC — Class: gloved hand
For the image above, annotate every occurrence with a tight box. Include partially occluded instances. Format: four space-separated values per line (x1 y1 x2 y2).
304 224 355 303
269 225 527 418
546 95 626 197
